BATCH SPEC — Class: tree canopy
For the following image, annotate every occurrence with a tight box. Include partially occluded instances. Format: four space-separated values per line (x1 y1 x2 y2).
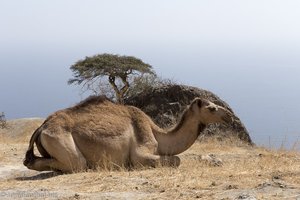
68 54 155 103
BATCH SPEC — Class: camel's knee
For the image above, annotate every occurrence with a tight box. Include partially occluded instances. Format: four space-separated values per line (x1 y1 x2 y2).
66 157 87 172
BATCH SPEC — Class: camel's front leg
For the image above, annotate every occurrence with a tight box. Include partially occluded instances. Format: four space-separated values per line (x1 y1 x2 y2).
131 149 180 168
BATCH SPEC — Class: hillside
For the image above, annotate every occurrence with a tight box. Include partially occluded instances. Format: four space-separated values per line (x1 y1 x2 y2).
0 119 300 199
0 118 44 143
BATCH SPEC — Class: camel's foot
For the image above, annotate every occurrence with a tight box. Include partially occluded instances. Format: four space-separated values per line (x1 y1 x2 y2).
160 156 181 167
131 153 181 168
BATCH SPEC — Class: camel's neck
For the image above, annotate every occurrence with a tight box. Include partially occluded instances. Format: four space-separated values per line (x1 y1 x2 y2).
153 112 206 155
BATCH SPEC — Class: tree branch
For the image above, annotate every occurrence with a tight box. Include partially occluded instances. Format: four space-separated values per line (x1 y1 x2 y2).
119 75 130 102
108 76 122 103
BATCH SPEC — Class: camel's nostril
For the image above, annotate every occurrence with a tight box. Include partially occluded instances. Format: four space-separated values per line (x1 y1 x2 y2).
208 107 217 112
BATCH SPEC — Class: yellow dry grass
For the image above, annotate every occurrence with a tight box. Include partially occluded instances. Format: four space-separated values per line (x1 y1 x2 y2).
0 136 299 199
0 118 44 143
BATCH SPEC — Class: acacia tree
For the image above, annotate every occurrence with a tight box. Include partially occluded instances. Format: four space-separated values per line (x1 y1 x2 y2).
68 54 155 103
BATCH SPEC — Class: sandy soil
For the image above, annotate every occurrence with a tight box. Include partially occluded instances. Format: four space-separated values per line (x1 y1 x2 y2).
0 119 300 200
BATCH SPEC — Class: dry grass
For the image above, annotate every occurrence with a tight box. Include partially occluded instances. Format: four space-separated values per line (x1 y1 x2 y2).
0 118 44 143
0 119 299 199
0 136 299 199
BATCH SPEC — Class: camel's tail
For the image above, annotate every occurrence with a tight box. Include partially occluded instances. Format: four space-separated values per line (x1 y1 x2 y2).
23 127 42 167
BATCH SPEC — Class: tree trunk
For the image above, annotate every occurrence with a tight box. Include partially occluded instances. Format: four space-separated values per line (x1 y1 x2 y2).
108 76 124 104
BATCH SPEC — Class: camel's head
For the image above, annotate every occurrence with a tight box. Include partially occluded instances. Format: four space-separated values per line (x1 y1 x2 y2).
190 98 233 125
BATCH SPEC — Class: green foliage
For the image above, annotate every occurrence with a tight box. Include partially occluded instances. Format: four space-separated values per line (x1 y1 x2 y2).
68 54 153 84
68 54 155 103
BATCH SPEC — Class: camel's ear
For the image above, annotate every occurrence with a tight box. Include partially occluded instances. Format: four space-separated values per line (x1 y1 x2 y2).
193 98 202 108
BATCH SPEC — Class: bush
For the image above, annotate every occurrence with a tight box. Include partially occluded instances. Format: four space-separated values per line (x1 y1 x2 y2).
0 112 7 129
125 74 176 99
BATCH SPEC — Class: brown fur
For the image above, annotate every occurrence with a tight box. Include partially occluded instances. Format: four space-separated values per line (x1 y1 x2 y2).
70 95 111 111
24 96 233 173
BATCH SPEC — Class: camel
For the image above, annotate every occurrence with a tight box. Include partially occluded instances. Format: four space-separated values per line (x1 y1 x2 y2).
24 96 233 173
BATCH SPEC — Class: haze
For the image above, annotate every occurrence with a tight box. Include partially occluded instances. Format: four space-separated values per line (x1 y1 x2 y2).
1 0 299 148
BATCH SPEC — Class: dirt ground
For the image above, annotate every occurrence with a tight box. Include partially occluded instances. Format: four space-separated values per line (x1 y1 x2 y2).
0 119 300 200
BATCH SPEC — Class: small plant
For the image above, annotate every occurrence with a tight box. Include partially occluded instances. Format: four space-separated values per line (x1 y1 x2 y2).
0 112 7 129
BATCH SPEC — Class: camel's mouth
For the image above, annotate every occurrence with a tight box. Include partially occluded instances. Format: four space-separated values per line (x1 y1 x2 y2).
221 109 234 124
222 116 233 124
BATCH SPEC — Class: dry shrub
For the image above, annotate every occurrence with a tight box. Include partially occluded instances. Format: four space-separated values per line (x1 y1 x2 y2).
0 112 7 129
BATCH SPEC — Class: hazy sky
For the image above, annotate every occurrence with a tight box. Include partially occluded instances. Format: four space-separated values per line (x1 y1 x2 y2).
1 0 300 148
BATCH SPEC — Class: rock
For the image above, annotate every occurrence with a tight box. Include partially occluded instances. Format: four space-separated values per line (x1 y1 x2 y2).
200 154 223 167
235 193 257 200
225 185 239 190
125 84 252 144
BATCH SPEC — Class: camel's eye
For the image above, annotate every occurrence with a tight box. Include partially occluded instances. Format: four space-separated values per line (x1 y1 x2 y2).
208 106 217 112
